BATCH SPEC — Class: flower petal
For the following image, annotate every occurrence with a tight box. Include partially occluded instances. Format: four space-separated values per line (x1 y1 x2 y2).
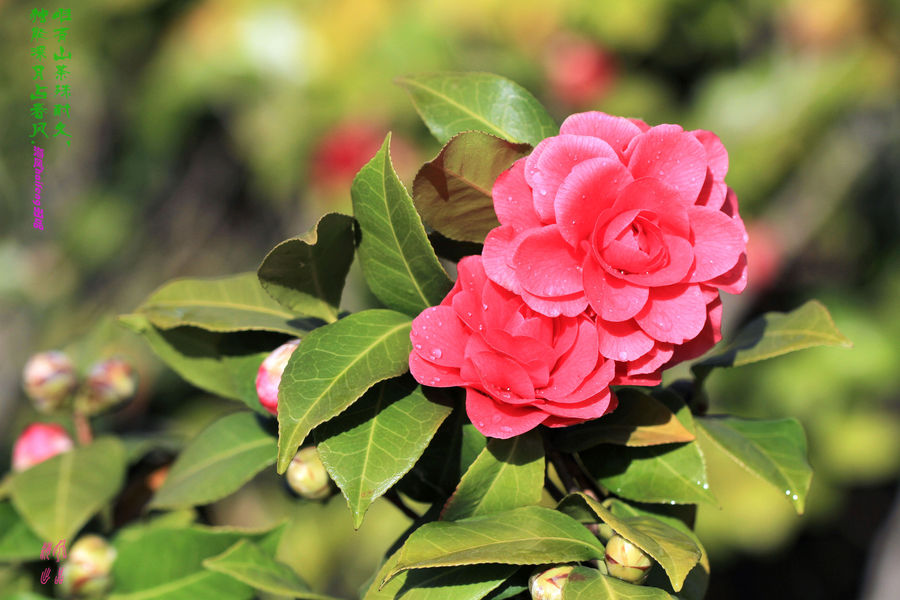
409 351 464 388
635 284 707 344
482 225 525 294
556 158 633 246
411 306 467 367
583 257 649 322
513 225 585 297
711 253 748 294
542 318 600 399
492 158 542 232
628 125 708 204
541 388 615 419
560 112 643 159
596 318 655 361
465 389 548 439
687 205 746 282
526 134 618 222
665 296 723 368
691 129 728 180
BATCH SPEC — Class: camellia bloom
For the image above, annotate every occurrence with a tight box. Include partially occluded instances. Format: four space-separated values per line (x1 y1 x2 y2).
409 256 616 439
482 112 748 383
12 423 74 472
256 339 300 415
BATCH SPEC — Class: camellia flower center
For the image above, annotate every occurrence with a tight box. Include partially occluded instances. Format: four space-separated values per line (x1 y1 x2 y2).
592 209 668 276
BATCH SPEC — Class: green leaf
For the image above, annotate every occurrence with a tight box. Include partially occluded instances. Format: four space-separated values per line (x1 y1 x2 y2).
580 397 715 506
150 412 276 509
351 134 452 316
202 539 337 599
110 527 256 600
562 567 675 599
693 300 851 381
9 438 126 542
277 309 413 472
119 315 284 414
387 506 605 581
557 493 700 592
442 430 544 521
134 272 313 336
316 377 452 528
604 500 708 600
397 404 468 503
696 416 812 514
0 502 44 561
257 213 357 323
554 389 696 451
413 131 530 243
364 551 515 600
397 72 558 146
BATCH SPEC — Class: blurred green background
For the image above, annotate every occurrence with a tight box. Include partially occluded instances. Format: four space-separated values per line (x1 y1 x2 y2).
1 0 899 597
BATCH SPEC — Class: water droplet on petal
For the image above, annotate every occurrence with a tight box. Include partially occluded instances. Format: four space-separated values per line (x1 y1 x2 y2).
618 351 628 361
430 348 443 359
492 414 502 423
414 344 422 350
539 189 547 196
482 303 489 311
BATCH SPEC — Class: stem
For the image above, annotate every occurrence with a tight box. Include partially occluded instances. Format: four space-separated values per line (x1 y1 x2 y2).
544 474 565 502
569 453 606 500
548 448 579 494
73 412 93 445
385 490 420 521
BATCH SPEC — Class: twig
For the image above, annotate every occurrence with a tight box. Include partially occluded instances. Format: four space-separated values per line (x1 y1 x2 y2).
73 412 93 445
385 490 420 521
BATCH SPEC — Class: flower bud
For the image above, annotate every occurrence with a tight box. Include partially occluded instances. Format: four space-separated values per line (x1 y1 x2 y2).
529 565 575 600
74 358 137 415
12 423 74 472
285 446 331 500
59 534 117 597
596 522 616 543
22 351 78 412
255 339 300 416
605 535 653 584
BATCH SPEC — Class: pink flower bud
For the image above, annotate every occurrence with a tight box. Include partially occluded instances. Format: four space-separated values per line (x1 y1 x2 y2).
286 446 332 500
12 423 74 472
59 534 117 597
255 339 300 416
22 351 78 412
605 534 653 584
529 565 575 600
74 358 137 416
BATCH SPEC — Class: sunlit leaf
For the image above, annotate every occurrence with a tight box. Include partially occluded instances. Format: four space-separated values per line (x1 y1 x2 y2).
316 377 452 528
277 309 413 473
351 134 452 317
150 412 276 509
697 416 812 514
562 566 675 599
442 430 544 521
397 72 558 145
413 131 530 243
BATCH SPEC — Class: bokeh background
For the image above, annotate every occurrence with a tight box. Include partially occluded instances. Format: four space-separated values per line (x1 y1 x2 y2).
2 0 899 598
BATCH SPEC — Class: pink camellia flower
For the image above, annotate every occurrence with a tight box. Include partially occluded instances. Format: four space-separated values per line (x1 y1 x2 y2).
482 112 748 383
255 339 300 415
12 423 74 472
409 256 617 439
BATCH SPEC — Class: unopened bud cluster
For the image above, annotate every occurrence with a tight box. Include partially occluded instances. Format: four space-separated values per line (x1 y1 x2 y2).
286 446 332 500
21 351 137 416
59 534 117 597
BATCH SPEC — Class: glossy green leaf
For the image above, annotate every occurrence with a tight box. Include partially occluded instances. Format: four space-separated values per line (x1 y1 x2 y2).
557 493 700 592
351 134 452 316
693 300 851 380
442 430 544 521
387 506 605 581
277 309 413 472
397 405 468 503
562 567 675 599
9 438 126 542
150 412 276 509
580 397 715 506
119 315 284 414
203 539 337 599
316 377 452 528
697 416 812 514
397 72 558 146
413 131 530 243
554 389 695 451
0 502 44 561
110 527 257 600
364 551 515 600
134 272 312 336
257 213 357 323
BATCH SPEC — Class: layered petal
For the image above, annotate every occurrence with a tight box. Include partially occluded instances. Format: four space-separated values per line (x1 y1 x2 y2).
628 125 708 205
634 283 707 344
465 389 548 439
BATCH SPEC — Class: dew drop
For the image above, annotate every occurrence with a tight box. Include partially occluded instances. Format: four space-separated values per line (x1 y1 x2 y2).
492 414 502 423
618 351 628 361
414 343 422 350
792 494 798 501
669 501 676 505
702 483 709 490
430 348 443 359
482 303 489 311
433 377 441 383
539 189 547 196
784 490 791 496
466 312 472 317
